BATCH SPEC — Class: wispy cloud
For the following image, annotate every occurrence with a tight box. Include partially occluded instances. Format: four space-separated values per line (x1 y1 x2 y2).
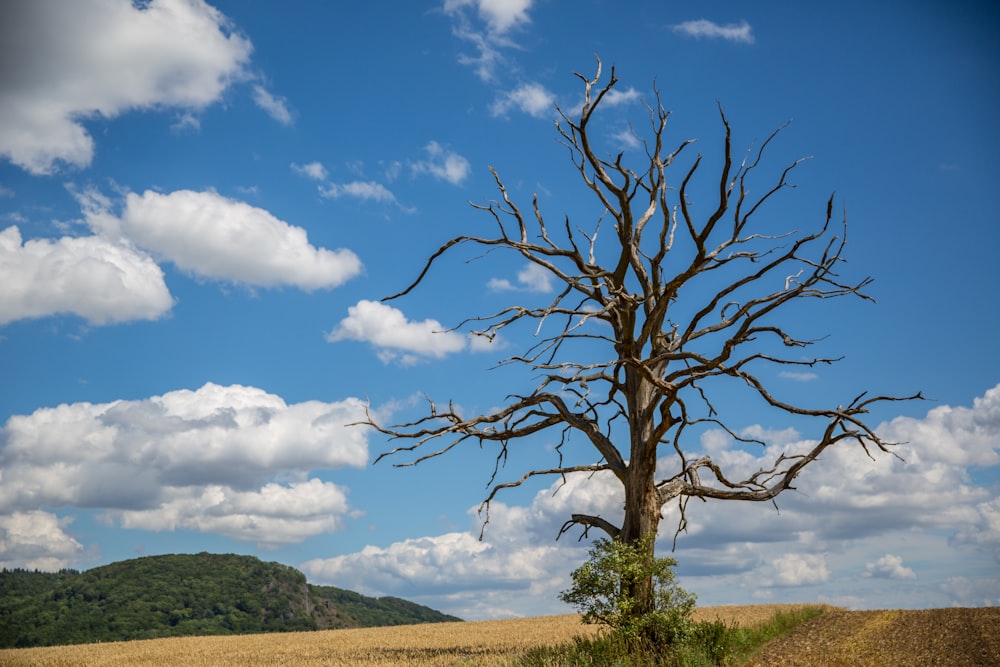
252 85 293 125
291 161 329 181
672 19 755 45
611 128 641 150
170 112 201 134
319 181 400 206
603 86 642 107
488 263 554 293
411 142 472 185
779 370 819 382
442 0 534 81
444 0 532 34
491 82 556 118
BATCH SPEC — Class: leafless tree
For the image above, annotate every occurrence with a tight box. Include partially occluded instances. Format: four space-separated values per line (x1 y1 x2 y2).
363 59 920 616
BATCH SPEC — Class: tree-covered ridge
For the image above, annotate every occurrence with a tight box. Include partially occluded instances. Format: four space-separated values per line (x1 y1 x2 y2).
0 553 461 648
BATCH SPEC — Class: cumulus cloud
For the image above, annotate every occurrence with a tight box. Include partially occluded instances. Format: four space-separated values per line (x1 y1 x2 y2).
0 0 252 174
671 19 755 45
303 530 571 619
0 225 173 325
0 511 84 571
305 532 541 594
411 141 472 185
112 479 350 547
863 554 917 579
303 384 1000 617
878 386 1000 467
81 188 363 290
251 84 293 125
491 82 556 118
760 553 830 586
952 497 1000 561
327 300 487 365
0 383 369 552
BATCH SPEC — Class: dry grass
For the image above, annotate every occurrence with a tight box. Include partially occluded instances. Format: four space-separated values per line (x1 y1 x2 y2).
0 604 831 667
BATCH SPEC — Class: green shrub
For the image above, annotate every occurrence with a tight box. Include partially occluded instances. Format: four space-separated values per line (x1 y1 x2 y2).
559 534 696 649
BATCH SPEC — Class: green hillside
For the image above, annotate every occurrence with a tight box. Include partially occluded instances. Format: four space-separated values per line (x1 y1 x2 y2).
0 553 461 648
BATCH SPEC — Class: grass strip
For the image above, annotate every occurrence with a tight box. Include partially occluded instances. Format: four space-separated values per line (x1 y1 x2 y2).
514 605 830 666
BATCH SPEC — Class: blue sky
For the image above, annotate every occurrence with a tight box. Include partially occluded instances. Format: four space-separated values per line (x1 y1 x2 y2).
1 0 998 620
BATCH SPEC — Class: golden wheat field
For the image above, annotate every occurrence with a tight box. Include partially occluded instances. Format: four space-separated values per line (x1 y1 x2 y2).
0 605 825 667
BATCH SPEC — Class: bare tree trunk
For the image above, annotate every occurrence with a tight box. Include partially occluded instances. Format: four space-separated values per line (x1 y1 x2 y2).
362 57 922 629
620 370 665 615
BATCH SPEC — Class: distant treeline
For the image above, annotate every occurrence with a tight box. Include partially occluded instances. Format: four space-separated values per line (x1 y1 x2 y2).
0 552 461 648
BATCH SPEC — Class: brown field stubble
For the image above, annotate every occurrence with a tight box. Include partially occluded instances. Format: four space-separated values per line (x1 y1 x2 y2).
0 605 811 667
18 603 1000 667
745 607 1000 666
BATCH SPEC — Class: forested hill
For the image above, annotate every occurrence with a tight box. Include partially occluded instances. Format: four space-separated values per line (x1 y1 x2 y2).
0 553 461 648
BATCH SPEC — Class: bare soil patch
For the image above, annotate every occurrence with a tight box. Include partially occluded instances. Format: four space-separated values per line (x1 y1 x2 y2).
746 607 1000 666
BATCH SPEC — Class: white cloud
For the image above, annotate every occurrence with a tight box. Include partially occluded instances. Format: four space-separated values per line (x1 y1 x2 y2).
291 161 329 181
603 87 641 107
302 530 569 619
111 479 350 547
170 111 201 133
320 181 400 206
442 0 534 81
863 554 917 579
252 84 293 125
327 300 475 365
0 384 369 554
672 19 755 45
952 497 1000 561
411 141 472 185
0 225 173 325
444 0 533 35
0 511 84 571
611 128 641 150
761 553 830 586
879 386 1000 467
81 188 363 290
940 577 1000 607
303 385 1000 618
491 82 556 118
779 370 820 382
0 0 252 174
488 263 554 293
